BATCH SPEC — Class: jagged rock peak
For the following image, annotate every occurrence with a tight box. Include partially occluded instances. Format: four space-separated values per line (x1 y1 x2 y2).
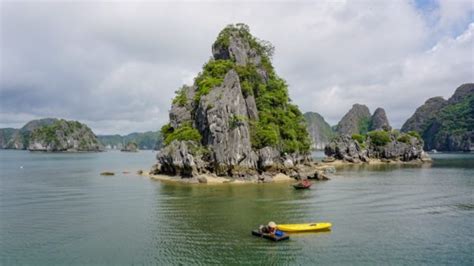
336 104 371 136
448 83 474 104
370 107 391 131
154 24 312 179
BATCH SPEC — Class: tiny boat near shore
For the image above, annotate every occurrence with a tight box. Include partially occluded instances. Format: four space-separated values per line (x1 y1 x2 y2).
293 181 312 189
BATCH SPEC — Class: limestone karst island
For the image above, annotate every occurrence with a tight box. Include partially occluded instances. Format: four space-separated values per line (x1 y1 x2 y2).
1 1 474 265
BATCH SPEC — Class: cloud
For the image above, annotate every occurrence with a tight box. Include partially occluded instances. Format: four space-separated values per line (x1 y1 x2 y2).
0 0 473 134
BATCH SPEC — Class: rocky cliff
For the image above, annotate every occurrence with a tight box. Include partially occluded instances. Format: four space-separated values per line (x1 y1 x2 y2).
304 112 334 150
336 104 392 136
336 104 371 136
1 118 58 149
401 83 474 151
325 130 430 163
370 108 391 131
28 119 103 152
152 24 312 180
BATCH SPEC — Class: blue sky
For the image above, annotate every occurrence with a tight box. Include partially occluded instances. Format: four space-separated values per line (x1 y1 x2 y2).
1 0 473 134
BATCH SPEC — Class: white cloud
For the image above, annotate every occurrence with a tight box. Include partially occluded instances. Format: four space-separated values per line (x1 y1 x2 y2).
0 0 473 133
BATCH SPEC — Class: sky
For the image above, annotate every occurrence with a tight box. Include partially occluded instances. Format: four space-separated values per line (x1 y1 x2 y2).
1 0 473 135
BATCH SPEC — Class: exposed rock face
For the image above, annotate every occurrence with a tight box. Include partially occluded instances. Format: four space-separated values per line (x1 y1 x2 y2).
304 112 334 150
325 132 429 162
401 97 448 133
336 104 371 136
370 108 391 131
28 119 103 152
1 118 58 149
121 142 138 152
195 70 258 175
401 83 474 151
153 24 312 180
0 128 19 149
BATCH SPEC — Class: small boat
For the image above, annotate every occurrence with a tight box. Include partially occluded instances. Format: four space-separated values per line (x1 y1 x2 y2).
277 222 332 232
251 230 290 241
293 181 312 189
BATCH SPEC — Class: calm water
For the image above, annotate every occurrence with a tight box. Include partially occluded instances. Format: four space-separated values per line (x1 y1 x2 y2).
0 150 473 265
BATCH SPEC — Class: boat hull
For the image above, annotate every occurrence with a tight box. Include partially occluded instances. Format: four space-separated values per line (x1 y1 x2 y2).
277 222 332 232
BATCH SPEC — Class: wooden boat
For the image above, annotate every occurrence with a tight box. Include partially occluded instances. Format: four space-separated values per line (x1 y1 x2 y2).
251 230 289 241
277 222 332 232
293 182 312 189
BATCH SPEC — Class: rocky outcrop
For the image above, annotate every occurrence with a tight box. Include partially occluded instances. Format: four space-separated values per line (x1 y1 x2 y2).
152 24 314 180
401 83 474 151
324 131 430 163
121 142 138 152
335 105 393 136
336 104 371 136
401 97 448 133
28 119 103 152
1 118 58 149
0 128 19 149
304 112 334 150
369 108 391 131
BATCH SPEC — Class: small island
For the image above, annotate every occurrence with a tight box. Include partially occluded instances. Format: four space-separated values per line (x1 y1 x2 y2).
27 119 103 152
120 142 139 152
148 24 431 184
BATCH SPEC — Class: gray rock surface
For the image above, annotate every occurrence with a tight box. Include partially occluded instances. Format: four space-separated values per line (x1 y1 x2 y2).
325 133 427 162
195 70 258 176
336 104 371 136
304 112 334 150
370 108 391 131
401 97 448 133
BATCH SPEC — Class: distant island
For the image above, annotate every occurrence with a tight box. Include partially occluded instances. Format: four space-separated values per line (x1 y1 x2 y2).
0 118 161 152
98 132 161 150
0 118 103 152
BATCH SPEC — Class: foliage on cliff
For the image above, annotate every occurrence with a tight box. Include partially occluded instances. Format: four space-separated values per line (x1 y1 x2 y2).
401 83 474 151
168 23 310 154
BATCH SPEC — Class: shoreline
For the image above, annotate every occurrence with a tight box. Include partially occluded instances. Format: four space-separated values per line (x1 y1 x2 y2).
139 158 431 185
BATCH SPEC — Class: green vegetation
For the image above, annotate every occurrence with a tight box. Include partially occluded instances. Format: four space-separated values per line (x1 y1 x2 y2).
203 24 310 153
172 86 188 107
214 23 274 59
194 59 234 103
367 130 391 146
407 131 422 141
250 122 279 148
229 115 247 129
438 95 474 135
358 117 371 135
397 134 411 144
161 123 202 146
31 122 60 144
351 134 366 144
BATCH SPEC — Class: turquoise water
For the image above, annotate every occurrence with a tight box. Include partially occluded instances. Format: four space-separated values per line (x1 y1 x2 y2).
0 150 473 265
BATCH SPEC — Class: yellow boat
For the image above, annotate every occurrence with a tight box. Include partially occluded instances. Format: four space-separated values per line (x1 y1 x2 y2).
277 222 332 232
